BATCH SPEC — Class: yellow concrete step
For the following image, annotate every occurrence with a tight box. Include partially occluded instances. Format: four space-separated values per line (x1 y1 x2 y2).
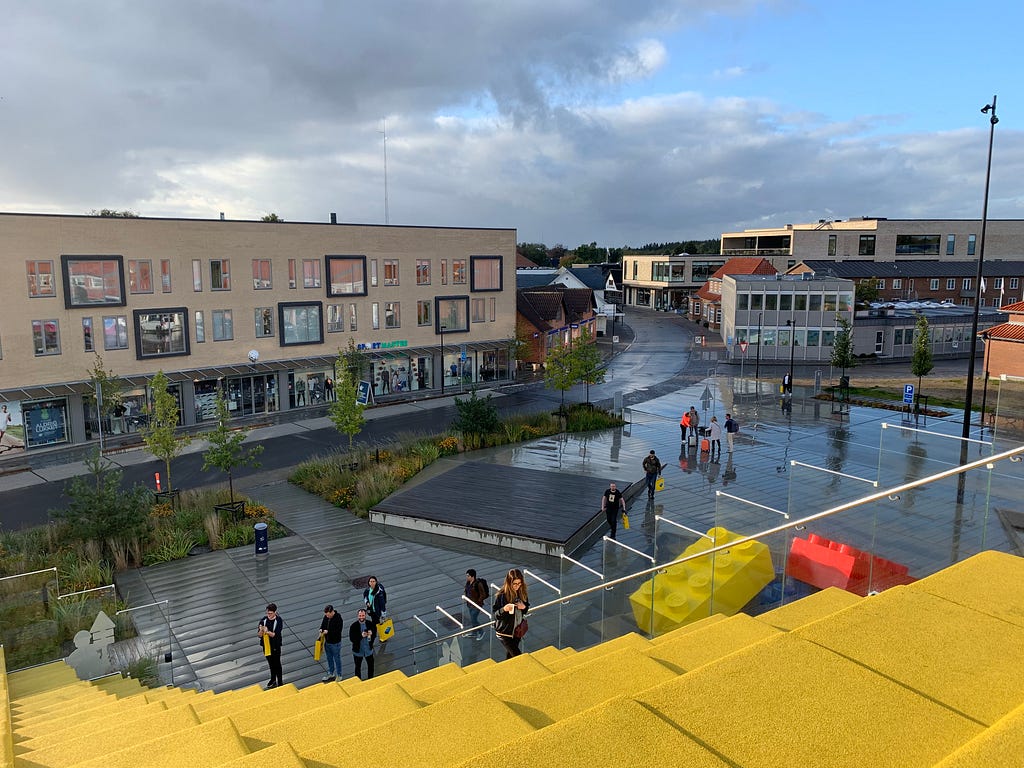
9 687 113 722
241 682 420 754
396 662 465 695
14 696 152 740
906 550 1024 628
58 716 250 768
754 586 861 631
455 694 732 768
414 652 554 705
459 658 498 674
206 683 344 735
216 742 306 768
931 700 1024 768
501 648 677 728
17 704 200 768
195 683 301 723
794 586 1024 726
301 686 534 768
90 676 145 699
525 645 568 665
338 669 407 696
544 632 652 672
6 663 84 700
649 612 726 644
637 632 983 768
643 613 782 673
189 685 264 714
16 698 167 753
1 648 12 768
142 687 208 706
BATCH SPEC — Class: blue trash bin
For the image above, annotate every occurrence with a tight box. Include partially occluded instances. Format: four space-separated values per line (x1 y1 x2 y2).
254 522 269 555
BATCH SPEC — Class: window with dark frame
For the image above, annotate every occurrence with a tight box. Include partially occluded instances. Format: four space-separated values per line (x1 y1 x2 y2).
61 255 126 308
134 308 189 359
858 235 876 256
435 296 469 333
278 301 323 346
326 256 368 296
470 255 502 291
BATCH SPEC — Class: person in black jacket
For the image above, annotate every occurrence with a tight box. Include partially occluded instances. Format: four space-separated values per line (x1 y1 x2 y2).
492 569 529 659
318 605 343 682
362 576 387 624
257 603 284 689
349 608 377 680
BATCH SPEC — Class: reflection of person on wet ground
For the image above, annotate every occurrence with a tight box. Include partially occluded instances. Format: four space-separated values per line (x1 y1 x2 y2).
723 455 737 486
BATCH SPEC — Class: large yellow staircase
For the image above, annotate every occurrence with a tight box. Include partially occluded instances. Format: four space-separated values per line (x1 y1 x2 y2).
3 550 1023 768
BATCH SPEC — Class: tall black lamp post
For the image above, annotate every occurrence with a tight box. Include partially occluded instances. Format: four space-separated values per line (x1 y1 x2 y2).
439 323 446 395
786 319 797 394
958 95 998 503
754 311 763 382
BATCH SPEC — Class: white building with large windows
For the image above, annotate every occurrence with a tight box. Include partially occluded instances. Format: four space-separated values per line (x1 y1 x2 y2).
0 213 516 453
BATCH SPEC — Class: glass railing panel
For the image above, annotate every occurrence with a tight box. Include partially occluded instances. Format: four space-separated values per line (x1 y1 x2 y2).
602 537 656 640
877 421 992 489
559 555 603 650
112 600 176 686
55 585 121 681
991 375 1024 447
1 568 59 672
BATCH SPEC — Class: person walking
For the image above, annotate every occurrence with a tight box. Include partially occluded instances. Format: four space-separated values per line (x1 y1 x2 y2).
679 410 691 442
642 450 663 499
324 376 334 401
724 413 739 453
464 569 490 639
362 576 387 624
0 405 11 443
687 406 700 440
493 569 529 659
601 481 626 540
257 603 284 689
708 416 722 459
318 604 343 682
349 608 377 680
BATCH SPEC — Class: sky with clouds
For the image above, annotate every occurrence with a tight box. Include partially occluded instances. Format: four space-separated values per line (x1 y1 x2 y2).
0 0 1021 248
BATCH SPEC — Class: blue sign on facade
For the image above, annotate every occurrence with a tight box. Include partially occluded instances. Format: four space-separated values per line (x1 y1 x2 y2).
903 384 915 404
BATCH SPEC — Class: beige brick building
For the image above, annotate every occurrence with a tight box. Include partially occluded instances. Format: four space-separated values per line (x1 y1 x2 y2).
0 213 516 451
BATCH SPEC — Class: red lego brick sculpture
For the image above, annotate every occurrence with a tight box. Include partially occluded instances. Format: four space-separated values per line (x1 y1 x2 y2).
787 533 916 595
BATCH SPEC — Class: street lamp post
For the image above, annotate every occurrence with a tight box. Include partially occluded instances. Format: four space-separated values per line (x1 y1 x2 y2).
958 95 998 504
754 312 763 383
439 323 446 395
786 319 797 396
979 331 992 430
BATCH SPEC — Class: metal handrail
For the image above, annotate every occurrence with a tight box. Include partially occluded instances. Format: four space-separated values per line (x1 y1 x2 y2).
410 443 1024 653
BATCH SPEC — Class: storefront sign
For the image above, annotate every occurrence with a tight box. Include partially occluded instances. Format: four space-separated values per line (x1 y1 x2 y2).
356 340 408 350
23 399 69 449
357 381 372 405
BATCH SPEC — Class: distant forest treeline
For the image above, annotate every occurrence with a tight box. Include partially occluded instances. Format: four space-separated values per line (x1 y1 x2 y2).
518 239 721 268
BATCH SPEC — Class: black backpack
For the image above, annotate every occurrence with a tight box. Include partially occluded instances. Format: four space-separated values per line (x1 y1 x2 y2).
473 578 490 606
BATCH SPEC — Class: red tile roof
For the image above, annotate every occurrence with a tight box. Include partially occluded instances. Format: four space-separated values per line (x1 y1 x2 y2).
711 258 778 279
999 300 1024 313
983 322 1024 342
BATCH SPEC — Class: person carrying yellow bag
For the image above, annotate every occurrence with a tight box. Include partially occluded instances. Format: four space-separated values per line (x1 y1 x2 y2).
257 603 284 689
601 481 626 540
318 605 343 682
642 450 663 499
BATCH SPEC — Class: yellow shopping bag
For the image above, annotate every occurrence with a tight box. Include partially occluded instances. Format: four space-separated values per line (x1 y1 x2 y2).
655 476 666 492
262 633 271 657
622 513 630 530
377 617 395 643
314 636 323 661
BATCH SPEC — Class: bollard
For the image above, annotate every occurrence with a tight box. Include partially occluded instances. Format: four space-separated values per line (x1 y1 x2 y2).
254 522 269 556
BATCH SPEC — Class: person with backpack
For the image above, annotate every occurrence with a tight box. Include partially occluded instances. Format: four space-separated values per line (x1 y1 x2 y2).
464 569 489 639
363 575 387 626
724 413 739 453
687 406 700 441
642 450 663 499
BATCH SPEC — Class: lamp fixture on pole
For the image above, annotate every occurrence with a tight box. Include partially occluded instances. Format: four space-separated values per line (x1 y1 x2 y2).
958 95 998 503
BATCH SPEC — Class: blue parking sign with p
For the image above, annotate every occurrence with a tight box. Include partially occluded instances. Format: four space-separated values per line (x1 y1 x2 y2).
903 384 915 404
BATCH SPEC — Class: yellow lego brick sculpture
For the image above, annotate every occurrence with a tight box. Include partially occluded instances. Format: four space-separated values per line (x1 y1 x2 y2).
630 527 775 636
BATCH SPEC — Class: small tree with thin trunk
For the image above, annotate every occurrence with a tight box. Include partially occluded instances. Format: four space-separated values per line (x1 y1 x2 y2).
83 354 124 432
574 326 606 403
910 314 934 411
831 316 856 384
544 338 578 416
202 390 263 503
140 370 191 492
328 347 366 448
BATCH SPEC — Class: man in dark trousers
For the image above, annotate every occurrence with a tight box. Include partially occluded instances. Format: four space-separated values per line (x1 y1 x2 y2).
318 604 343 682
464 569 490 639
349 608 377 680
601 481 626 539
642 450 663 499
257 603 284 689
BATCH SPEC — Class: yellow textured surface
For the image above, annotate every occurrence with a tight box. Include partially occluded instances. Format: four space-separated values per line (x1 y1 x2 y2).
15 696 150 738
413 652 553 704
6 664 82 700
91 677 143 697
303 686 534 768
17 705 199 767
545 632 651 672
217 742 307 768
644 613 781 673
754 586 861 630
456 695 731 768
338 668 407 695
17 698 173 750
931 701 1024 768
649 612 726 644
67 717 249 768
501 648 676 728
190 685 263 713
525 646 565 665
196 682 302 723
396 662 465 694
10 685 104 718
1 649 12 768
638 633 983 768
142 687 204 705
460 658 498 673
242 682 420 752
210 683 342 734
906 550 1024 627
795 586 1024 725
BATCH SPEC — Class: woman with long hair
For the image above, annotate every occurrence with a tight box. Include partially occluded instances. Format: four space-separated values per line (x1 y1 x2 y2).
493 568 529 658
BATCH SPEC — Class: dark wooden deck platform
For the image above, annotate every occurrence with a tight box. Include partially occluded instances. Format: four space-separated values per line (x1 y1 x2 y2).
370 462 629 556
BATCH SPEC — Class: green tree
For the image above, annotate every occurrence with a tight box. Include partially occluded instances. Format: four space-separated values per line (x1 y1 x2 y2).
910 314 934 409
140 371 191 492
511 318 536 367
83 354 124 430
328 348 366 448
517 243 549 266
574 327 606 403
451 389 500 441
855 279 881 305
574 242 605 263
544 338 579 416
50 450 151 560
339 337 366 384
90 209 139 217
261 213 284 222
830 317 856 383
202 390 264 503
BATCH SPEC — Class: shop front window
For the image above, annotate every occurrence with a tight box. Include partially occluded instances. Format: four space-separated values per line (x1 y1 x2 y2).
23 398 70 449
